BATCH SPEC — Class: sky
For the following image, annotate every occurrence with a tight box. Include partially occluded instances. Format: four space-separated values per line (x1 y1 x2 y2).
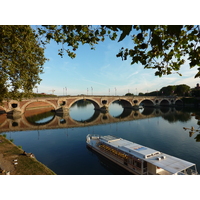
37 28 199 96
2 1 199 97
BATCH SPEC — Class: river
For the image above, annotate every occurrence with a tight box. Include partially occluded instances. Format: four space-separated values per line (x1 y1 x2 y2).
1 101 200 175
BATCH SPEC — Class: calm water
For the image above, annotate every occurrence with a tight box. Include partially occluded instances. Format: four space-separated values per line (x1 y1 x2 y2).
1 102 200 175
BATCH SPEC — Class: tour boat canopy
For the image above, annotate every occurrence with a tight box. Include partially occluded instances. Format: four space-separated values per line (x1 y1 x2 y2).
99 135 196 174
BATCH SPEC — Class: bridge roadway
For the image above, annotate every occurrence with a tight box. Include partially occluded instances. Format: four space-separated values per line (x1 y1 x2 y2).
0 107 179 133
0 95 182 116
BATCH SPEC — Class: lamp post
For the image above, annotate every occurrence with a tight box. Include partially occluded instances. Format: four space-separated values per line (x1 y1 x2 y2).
115 87 117 96
91 87 93 95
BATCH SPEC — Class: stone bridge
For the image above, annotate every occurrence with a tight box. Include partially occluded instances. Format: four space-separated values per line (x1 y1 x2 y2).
0 95 183 116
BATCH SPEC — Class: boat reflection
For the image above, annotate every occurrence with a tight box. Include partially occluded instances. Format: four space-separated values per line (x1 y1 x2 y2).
87 146 132 175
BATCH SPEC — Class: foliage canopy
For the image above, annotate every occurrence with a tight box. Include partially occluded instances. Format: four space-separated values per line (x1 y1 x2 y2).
1 25 200 102
1 25 46 102
36 25 200 77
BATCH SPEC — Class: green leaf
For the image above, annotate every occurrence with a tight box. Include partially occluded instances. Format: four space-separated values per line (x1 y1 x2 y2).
118 26 132 42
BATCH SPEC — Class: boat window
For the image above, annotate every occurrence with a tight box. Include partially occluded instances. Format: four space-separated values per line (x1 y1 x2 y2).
135 161 141 168
143 161 147 168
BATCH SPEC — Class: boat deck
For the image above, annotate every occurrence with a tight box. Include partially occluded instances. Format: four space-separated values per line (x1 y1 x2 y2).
86 135 198 175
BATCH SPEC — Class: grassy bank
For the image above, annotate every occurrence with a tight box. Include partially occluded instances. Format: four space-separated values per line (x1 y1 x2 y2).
0 135 56 175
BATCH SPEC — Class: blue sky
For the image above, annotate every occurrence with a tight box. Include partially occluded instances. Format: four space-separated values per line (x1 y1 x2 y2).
37 29 199 96
3 2 199 96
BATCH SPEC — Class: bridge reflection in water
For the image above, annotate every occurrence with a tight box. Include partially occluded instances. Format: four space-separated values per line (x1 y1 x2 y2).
0 102 185 133
2 100 200 176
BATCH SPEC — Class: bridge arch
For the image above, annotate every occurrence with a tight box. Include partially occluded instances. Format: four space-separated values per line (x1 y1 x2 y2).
160 99 170 106
140 107 155 115
21 99 57 114
0 106 6 114
25 111 56 126
139 99 155 107
20 112 59 129
68 97 101 110
174 99 183 106
108 98 132 108
160 107 170 114
70 110 101 124
115 108 133 119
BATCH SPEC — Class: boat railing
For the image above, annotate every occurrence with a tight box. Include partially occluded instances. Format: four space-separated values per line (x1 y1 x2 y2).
143 167 147 174
91 135 100 139
177 168 198 175
187 169 198 175
87 134 99 140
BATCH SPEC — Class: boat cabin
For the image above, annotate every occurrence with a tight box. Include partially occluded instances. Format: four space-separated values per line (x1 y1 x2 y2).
93 135 198 175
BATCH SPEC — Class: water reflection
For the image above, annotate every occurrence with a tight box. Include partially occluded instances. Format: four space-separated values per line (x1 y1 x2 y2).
26 111 55 125
87 146 132 175
195 134 200 142
162 111 191 123
24 102 55 125
69 100 95 122
1 101 200 175
109 101 123 117
183 112 200 142
0 105 199 133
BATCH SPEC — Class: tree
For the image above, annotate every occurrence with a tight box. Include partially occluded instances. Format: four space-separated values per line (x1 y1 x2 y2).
125 93 134 96
37 25 200 77
1 25 200 102
160 84 190 96
175 84 190 96
138 92 144 96
1 25 47 103
191 88 200 97
147 91 159 96
160 85 177 96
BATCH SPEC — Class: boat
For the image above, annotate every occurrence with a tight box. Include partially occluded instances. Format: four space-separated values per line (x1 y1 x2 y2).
86 134 198 175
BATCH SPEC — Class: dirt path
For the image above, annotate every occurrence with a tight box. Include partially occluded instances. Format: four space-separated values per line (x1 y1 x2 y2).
0 153 16 174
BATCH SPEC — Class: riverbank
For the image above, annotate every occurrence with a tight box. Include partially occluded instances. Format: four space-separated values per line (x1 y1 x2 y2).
0 135 56 175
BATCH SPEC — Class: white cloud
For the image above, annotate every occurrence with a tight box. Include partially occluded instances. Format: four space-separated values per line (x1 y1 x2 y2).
81 78 108 87
126 72 139 79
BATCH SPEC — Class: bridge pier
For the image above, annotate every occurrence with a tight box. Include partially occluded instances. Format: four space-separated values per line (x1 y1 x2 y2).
97 105 109 113
7 109 22 118
55 106 69 115
132 105 140 110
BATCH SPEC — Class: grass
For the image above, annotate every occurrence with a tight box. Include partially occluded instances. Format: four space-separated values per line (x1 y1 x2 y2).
0 135 56 175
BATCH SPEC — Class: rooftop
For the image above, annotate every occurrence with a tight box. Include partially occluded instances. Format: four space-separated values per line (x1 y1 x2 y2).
99 135 196 174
